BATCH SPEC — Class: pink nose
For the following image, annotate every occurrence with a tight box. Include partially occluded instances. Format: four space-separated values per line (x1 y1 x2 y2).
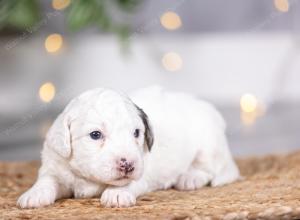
118 158 135 174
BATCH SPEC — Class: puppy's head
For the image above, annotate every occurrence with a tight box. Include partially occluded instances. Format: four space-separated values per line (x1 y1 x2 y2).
45 88 153 186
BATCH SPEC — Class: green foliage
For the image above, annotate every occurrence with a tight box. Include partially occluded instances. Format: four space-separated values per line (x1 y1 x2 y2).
67 0 109 31
0 0 40 31
0 0 141 41
117 0 140 12
66 0 139 43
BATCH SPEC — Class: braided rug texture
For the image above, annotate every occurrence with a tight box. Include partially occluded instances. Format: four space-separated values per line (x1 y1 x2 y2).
1 151 300 220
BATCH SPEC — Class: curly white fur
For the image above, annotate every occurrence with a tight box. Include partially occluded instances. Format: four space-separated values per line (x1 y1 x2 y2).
17 86 240 208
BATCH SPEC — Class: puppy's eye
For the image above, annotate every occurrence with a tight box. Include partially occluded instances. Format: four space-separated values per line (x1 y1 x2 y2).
134 129 140 138
90 131 103 140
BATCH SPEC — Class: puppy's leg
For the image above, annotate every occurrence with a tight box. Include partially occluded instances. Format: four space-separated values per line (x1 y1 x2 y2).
210 135 240 187
74 178 105 199
100 178 149 208
174 149 215 191
175 135 240 190
211 156 240 187
174 168 213 191
17 175 70 208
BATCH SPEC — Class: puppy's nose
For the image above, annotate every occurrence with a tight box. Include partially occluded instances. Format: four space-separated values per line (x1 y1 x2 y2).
118 158 135 174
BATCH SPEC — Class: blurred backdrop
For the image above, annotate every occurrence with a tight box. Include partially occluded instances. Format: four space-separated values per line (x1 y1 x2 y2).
0 0 299 160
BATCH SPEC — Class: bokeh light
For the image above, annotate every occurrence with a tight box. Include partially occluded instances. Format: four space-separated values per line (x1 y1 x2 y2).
274 0 289 12
39 82 56 103
240 94 258 113
240 94 266 126
160 11 182 30
45 34 63 53
52 0 71 10
241 111 257 126
162 52 183 72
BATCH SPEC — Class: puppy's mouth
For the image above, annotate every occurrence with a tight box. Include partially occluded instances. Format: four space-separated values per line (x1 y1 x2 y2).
107 176 132 186
116 176 129 180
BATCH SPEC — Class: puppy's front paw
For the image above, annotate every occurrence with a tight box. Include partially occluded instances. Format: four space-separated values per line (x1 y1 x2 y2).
17 188 56 209
100 188 136 208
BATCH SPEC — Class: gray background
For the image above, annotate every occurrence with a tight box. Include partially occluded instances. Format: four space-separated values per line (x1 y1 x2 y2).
0 0 299 160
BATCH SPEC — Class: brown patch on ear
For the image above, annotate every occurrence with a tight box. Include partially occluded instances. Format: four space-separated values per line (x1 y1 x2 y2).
134 104 154 152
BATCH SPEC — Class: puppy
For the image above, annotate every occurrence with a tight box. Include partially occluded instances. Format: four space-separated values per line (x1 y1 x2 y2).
17 86 240 208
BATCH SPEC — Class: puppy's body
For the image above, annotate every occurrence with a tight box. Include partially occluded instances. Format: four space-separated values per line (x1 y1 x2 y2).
18 86 239 208
131 87 239 190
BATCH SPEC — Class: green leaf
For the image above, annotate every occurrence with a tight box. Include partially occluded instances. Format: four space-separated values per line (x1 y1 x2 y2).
116 0 140 11
6 0 40 30
67 0 99 31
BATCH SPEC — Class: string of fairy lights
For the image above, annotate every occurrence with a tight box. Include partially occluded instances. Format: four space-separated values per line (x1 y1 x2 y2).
240 0 290 125
39 0 290 127
160 11 183 72
38 0 69 103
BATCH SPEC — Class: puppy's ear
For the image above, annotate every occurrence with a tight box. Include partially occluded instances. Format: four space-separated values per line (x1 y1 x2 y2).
134 104 154 152
45 112 71 158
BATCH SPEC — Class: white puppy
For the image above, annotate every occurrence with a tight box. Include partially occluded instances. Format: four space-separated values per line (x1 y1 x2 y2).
17 86 239 208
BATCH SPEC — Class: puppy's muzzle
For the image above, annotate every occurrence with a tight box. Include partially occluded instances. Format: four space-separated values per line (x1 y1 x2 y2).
118 158 135 175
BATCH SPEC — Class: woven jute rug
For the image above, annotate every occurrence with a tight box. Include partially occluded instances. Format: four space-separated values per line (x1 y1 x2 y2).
1 151 300 220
